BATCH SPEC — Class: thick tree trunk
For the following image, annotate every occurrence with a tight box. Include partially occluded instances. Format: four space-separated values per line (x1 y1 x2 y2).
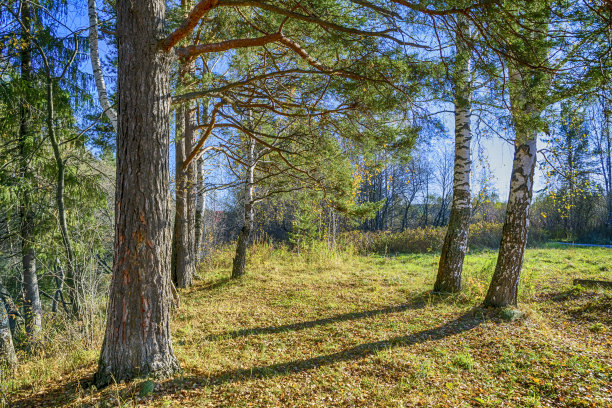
484 136 537 307
434 16 472 293
0 300 17 369
88 0 117 131
232 137 255 279
94 0 179 387
19 1 42 347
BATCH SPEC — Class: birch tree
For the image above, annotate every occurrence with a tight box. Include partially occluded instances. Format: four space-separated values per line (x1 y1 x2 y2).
88 0 117 131
434 15 473 293
484 1 553 307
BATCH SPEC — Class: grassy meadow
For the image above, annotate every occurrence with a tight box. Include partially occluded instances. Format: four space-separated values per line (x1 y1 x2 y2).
4 244 611 407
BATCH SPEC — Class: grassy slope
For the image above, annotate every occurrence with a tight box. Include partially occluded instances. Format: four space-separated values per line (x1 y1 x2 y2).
6 245 612 408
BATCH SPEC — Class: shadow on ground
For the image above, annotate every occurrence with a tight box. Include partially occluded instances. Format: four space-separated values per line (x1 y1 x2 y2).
154 308 487 400
10 301 486 407
204 290 440 341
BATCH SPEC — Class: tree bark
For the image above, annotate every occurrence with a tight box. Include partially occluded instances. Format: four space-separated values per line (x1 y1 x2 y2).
18 1 42 347
483 1 551 307
171 102 197 288
171 3 197 288
94 0 179 387
88 0 117 131
434 16 472 293
484 136 537 307
194 157 206 262
0 300 17 369
0 281 19 337
232 136 255 279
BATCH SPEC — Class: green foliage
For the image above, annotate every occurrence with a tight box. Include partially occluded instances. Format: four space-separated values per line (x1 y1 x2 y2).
289 198 321 249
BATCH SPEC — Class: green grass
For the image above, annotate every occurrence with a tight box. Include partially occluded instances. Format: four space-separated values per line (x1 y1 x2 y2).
6 245 612 407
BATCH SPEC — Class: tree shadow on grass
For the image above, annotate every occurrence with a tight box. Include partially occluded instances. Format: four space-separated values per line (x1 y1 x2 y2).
198 276 232 291
204 290 444 341
8 377 89 408
10 300 484 407
163 308 486 393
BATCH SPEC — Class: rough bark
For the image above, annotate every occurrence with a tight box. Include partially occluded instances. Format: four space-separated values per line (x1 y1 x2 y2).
0 300 17 369
88 0 117 131
484 136 537 307
232 137 255 279
94 0 179 387
19 1 42 346
434 16 472 294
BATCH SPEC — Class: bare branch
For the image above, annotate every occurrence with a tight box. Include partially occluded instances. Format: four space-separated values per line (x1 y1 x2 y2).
161 0 220 51
175 32 282 58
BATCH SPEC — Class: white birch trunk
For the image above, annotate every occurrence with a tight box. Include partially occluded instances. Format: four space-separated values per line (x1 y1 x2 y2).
434 15 472 293
88 0 117 131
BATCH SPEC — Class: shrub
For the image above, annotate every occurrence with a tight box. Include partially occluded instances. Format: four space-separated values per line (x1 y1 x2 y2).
338 222 507 255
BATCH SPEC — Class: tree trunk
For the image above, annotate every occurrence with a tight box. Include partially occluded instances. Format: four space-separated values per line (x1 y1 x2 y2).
171 0 197 289
171 102 196 288
0 281 19 337
434 16 472 293
484 136 537 306
19 1 42 347
94 0 179 387
52 260 69 314
232 137 255 279
483 1 551 308
186 105 197 278
0 300 17 369
194 157 206 262
45 74 80 317
88 0 117 131
21 240 41 345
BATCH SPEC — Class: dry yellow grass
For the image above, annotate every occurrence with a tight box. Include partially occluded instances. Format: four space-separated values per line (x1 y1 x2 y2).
5 244 612 407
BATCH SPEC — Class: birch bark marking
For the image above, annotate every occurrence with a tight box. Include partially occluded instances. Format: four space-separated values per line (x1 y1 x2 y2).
484 64 541 307
88 0 117 131
484 1 551 307
434 15 473 293
484 135 537 307
95 0 179 386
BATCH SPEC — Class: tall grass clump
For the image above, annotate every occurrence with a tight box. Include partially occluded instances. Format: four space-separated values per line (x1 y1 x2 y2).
337 222 545 255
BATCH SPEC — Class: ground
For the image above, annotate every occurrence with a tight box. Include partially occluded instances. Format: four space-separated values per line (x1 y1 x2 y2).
4 244 612 407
